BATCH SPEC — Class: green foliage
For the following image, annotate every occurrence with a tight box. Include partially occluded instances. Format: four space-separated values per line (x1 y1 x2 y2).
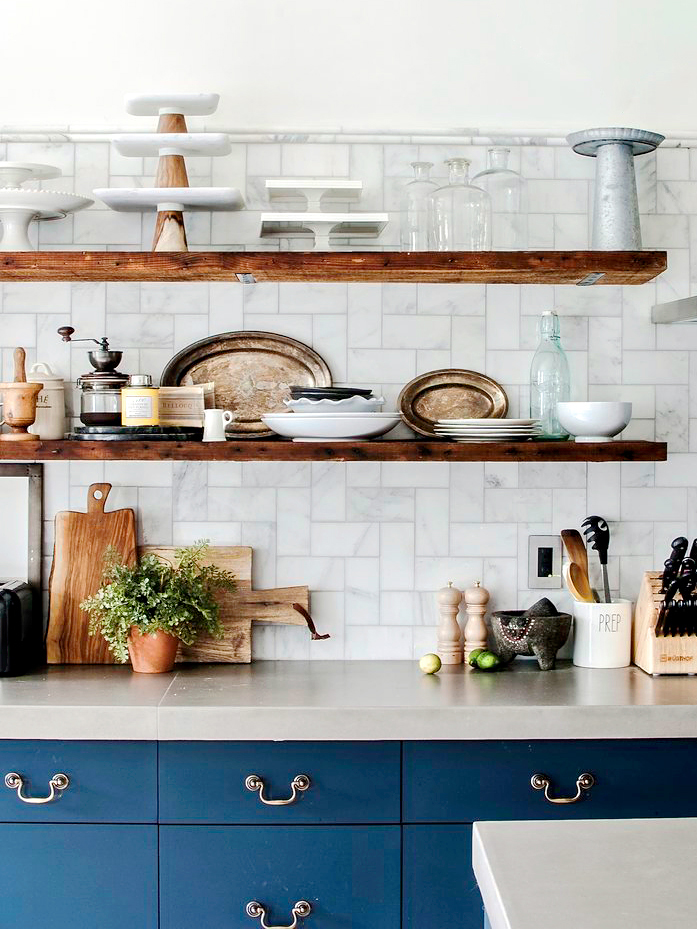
81 541 236 663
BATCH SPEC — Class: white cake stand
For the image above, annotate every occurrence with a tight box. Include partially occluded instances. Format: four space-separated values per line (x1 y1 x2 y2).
266 178 363 211
124 93 220 116
0 190 92 250
112 134 231 157
0 162 62 188
260 211 388 250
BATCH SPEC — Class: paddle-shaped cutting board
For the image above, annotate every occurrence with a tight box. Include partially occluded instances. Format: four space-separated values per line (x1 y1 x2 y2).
139 546 310 663
47 483 137 663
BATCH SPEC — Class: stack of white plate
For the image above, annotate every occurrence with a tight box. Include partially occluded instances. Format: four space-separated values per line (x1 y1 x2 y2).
263 412 401 442
435 418 542 442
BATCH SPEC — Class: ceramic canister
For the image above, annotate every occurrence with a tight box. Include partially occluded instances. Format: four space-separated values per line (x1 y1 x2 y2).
27 362 66 439
572 598 633 669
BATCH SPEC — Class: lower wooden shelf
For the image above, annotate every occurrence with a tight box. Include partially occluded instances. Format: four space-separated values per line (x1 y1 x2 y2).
0 439 667 462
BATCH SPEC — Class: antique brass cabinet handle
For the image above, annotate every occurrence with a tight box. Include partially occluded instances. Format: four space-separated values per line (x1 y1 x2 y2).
530 772 595 804
4 772 70 804
246 901 311 929
245 774 310 805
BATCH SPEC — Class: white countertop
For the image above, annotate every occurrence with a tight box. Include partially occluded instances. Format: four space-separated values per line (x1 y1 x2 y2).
473 818 697 929
1 661 697 741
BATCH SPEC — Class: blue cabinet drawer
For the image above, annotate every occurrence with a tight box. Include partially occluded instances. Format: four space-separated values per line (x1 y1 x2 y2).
160 826 401 929
403 739 697 822
0 740 157 823
404 826 482 929
159 741 400 824
0 824 157 928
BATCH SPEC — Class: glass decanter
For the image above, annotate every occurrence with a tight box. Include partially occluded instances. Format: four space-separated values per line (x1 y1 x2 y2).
472 147 528 250
429 158 491 250
399 161 438 251
529 311 570 438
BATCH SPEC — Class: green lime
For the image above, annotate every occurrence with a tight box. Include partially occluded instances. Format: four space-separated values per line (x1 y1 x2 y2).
419 653 442 674
476 651 501 671
468 648 486 668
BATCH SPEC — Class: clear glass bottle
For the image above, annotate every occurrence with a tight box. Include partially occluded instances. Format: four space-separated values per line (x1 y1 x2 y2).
429 158 491 251
472 148 528 250
529 311 570 438
400 161 438 251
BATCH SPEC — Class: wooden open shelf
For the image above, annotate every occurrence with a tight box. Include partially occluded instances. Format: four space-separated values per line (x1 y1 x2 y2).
0 250 666 284
0 439 667 462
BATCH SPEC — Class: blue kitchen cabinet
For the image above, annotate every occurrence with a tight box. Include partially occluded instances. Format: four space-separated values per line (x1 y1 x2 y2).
160 825 401 929
404 825 483 929
0 824 158 928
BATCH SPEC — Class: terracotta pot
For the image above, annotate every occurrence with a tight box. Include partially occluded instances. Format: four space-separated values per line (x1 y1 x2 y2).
127 628 179 673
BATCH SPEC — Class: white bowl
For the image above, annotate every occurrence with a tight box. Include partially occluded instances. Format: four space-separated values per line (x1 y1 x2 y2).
263 412 401 441
556 401 632 442
284 395 385 414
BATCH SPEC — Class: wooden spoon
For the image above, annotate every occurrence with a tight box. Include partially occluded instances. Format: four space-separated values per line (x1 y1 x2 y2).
561 529 589 578
563 561 595 603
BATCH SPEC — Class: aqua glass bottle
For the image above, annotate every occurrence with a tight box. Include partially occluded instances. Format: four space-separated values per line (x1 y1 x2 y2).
529 311 571 438
400 161 438 251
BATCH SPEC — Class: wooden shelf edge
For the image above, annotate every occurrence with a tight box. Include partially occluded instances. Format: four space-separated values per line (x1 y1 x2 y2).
0 250 667 284
0 439 667 462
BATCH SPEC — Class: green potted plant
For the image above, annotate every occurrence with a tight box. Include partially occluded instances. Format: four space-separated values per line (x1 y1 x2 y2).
81 541 236 673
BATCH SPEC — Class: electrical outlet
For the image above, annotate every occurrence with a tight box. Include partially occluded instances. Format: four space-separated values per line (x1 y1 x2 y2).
528 535 562 589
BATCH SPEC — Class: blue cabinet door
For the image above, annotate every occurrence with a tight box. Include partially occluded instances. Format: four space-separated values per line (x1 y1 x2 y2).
160 825 401 929
0 824 157 928
404 826 483 929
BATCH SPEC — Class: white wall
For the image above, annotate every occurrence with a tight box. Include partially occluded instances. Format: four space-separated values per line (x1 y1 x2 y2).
4 0 697 133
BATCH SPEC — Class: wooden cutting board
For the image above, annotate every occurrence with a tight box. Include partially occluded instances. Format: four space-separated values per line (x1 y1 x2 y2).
140 546 310 663
47 483 137 663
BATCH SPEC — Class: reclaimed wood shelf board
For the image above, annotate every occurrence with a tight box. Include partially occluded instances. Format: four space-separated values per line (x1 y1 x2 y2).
0 439 667 462
0 250 666 284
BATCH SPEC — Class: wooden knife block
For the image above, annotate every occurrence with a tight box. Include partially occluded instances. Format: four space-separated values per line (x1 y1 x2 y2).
632 572 697 675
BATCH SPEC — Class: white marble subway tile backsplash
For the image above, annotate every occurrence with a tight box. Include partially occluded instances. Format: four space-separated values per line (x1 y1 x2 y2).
4 134 696 658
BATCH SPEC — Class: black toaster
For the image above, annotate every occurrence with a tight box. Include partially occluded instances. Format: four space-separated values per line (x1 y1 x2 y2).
0 580 42 676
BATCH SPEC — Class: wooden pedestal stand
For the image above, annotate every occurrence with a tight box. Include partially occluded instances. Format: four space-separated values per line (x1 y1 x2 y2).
152 113 189 251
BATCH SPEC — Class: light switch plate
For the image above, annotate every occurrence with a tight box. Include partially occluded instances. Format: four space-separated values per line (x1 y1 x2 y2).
528 535 562 588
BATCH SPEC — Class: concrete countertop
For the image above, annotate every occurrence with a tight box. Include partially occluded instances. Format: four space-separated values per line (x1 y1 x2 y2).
473 818 697 929
1 660 697 741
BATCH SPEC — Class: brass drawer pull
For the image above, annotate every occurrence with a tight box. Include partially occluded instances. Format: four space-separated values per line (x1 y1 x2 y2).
246 900 311 929
5 772 70 804
245 774 310 806
531 772 595 804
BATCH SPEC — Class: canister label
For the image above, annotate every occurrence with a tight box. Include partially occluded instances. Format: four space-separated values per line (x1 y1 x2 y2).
124 396 154 418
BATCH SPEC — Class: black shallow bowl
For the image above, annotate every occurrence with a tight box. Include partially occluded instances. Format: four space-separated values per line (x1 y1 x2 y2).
289 386 373 399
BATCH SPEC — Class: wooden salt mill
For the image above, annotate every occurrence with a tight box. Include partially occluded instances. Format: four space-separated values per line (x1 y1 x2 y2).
437 582 463 664
463 581 490 664
0 347 43 441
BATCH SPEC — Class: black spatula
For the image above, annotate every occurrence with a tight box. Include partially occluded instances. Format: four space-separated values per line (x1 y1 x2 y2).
582 516 611 603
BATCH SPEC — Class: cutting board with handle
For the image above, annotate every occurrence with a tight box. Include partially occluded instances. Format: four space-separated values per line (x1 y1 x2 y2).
139 546 310 663
47 483 137 663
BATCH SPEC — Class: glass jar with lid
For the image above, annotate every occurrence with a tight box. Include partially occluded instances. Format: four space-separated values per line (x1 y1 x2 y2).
472 147 528 249
78 371 129 426
429 158 491 251
399 161 438 251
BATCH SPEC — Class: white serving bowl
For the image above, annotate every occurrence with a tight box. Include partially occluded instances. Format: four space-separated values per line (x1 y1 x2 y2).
557 401 632 442
284 395 385 414
263 412 400 441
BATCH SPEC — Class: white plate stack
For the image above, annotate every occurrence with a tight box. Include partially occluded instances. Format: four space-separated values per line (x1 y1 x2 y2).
434 418 543 442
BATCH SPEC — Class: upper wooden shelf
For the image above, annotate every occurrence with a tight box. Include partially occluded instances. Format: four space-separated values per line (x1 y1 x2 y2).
0 250 666 284
0 439 666 463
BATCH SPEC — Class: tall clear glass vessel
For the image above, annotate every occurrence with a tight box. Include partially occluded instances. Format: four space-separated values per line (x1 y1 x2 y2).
429 158 491 250
400 161 438 251
472 147 528 249
529 311 570 438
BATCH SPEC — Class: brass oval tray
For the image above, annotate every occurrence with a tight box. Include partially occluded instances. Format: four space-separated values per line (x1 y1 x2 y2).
161 331 332 436
398 369 508 437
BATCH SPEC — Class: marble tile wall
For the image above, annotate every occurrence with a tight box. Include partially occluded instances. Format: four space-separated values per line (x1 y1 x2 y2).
4 134 697 658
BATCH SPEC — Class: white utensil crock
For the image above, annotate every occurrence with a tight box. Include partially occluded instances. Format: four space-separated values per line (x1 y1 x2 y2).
202 409 233 442
27 362 66 439
572 598 633 668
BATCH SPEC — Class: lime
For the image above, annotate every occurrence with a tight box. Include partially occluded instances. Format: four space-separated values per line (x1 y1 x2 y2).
419 653 442 674
468 648 486 668
476 651 501 671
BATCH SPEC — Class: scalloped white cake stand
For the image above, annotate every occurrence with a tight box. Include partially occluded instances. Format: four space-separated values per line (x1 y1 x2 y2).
0 190 92 250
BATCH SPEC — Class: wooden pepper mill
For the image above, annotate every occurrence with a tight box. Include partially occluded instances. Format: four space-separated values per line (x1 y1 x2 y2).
0 347 43 441
437 582 463 664
463 581 490 664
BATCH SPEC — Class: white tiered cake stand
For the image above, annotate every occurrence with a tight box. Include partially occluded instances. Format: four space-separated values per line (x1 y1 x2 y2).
95 93 244 251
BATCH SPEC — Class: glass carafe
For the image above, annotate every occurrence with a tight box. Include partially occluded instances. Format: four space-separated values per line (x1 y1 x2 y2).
472 148 528 250
400 161 438 251
429 158 491 250
529 311 571 438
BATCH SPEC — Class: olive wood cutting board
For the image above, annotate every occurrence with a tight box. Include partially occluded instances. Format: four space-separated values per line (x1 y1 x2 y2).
139 545 310 663
47 483 137 664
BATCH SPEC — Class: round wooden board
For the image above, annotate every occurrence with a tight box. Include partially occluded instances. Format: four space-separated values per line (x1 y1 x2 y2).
398 369 508 436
